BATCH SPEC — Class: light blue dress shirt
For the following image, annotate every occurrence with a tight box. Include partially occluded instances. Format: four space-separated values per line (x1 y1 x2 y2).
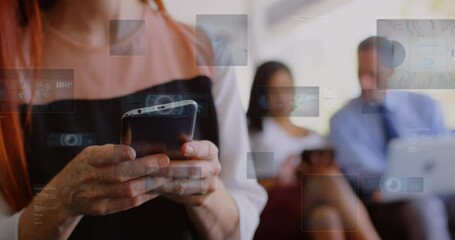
329 92 450 189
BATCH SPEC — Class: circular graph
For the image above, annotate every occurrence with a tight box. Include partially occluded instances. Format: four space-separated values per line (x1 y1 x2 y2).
60 134 83 147
382 177 402 193
379 40 406 68
145 94 184 115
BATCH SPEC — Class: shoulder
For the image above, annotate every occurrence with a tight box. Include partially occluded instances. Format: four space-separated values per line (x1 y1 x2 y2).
169 21 215 65
249 129 274 153
392 92 438 111
145 10 215 77
249 120 282 149
305 131 329 147
405 92 436 105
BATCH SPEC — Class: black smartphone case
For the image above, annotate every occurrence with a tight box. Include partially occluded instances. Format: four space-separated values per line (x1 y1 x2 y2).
121 101 197 159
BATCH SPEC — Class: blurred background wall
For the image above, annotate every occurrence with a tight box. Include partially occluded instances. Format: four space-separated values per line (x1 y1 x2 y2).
165 0 455 134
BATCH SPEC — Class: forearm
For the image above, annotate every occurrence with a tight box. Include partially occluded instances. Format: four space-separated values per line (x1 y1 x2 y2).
18 184 82 240
185 178 239 240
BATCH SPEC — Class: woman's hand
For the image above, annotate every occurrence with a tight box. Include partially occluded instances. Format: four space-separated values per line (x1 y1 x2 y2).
51 144 171 217
153 141 240 239
155 140 221 207
20 144 172 240
300 152 340 204
297 151 339 175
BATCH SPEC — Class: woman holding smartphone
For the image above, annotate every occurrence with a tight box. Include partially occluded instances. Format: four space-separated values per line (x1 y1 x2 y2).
0 0 266 239
247 62 380 240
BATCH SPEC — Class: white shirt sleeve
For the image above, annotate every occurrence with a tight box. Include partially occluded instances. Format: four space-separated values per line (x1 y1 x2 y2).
210 49 267 239
0 194 22 240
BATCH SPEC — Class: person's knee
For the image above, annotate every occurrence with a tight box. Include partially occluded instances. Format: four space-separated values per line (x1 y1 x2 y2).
308 205 343 230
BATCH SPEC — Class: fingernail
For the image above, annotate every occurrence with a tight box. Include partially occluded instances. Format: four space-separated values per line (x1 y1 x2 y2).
124 148 135 160
185 146 194 156
158 155 169 167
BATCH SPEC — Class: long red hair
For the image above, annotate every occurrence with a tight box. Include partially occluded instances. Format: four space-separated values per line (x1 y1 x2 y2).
0 0 42 212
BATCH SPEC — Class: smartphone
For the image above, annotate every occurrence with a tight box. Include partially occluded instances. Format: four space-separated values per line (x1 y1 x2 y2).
300 148 335 165
121 100 198 159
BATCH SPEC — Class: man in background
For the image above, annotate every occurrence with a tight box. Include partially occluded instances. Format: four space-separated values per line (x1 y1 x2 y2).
329 36 454 240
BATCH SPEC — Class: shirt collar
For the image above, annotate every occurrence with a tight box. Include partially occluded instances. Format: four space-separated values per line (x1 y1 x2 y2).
358 91 400 112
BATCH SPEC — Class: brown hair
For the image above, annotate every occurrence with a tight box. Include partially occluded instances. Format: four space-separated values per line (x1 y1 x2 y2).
246 61 292 132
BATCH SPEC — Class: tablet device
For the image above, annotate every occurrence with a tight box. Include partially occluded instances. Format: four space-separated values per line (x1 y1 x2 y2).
381 137 455 202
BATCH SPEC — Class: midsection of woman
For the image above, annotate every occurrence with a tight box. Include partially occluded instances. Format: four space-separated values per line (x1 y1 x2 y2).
29 7 208 240
251 119 380 240
0 2 266 240
24 81 216 239
250 118 327 180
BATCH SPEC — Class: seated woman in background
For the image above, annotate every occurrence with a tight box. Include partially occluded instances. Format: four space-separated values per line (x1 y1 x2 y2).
247 61 380 240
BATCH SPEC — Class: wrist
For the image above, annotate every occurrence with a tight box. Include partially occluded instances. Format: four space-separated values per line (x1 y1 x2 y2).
33 185 80 227
54 200 80 227
185 177 222 210
184 178 239 239
44 177 81 226
19 192 82 240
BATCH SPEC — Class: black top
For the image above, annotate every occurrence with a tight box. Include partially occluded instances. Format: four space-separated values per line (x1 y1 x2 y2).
22 76 219 240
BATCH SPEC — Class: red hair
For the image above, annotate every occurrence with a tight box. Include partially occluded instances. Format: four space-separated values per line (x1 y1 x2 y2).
0 0 42 212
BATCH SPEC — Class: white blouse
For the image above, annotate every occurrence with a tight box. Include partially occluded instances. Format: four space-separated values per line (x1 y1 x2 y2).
250 118 328 178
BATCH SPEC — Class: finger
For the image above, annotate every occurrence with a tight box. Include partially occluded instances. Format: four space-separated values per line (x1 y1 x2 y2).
83 176 172 199
181 140 218 159
298 161 311 173
87 144 136 167
161 194 210 207
321 152 332 166
157 177 217 195
316 152 332 170
90 192 160 215
99 154 170 182
315 154 326 170
75 176 172 199
156 160 221 179
310 152 321 166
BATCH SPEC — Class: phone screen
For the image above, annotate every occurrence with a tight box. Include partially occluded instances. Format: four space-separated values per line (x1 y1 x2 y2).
121 101 197 159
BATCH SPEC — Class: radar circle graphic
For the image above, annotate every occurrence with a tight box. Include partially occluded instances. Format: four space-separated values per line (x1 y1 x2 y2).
35 81 53 99
60 134 83 146
383 177 402 193
145 94 183 115
379 40 406 68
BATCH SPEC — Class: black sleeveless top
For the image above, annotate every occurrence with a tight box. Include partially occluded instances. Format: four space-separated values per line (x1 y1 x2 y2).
22 76 219 240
